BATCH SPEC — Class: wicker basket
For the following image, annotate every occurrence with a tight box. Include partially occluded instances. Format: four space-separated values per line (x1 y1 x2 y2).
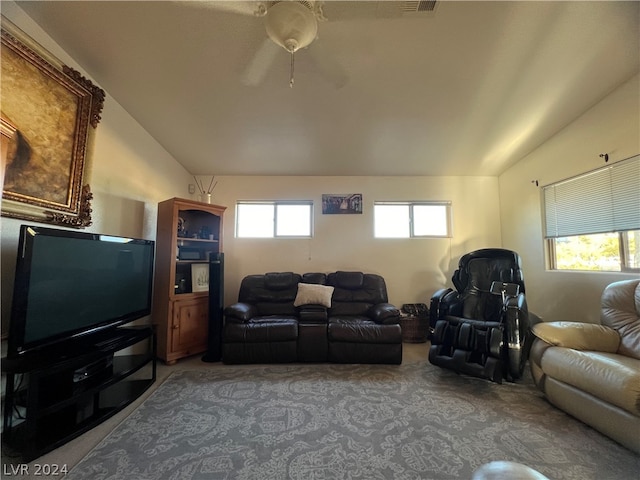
400 314 429 343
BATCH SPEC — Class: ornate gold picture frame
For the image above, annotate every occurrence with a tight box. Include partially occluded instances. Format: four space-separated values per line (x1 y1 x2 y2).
1 18 104 228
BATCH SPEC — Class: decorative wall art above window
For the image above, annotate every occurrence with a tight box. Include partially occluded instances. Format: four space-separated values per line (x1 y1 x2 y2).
322 194 363 214
0 18 105 228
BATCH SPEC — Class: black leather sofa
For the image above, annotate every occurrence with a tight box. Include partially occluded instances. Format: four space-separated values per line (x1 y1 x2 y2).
222 271 402 364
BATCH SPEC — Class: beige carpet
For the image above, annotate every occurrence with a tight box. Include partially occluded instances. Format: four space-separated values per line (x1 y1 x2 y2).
59 362 637 480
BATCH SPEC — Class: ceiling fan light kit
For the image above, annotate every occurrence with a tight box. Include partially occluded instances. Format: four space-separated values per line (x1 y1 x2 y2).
264 1 320 87
265 1 318 53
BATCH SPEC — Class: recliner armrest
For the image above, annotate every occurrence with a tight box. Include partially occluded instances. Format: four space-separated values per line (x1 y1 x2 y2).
532 321 620 352
297 304 328 323
223 302 258 322
430 288 453 309
430 288 462 326
369 303 400 324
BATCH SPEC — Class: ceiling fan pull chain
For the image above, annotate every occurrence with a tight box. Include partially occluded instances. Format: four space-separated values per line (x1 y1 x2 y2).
290 50 295 88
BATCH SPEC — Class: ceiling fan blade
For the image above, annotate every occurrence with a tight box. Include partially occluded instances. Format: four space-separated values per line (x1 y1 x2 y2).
172 1 265 17
241 38 281 87
309 42 348 89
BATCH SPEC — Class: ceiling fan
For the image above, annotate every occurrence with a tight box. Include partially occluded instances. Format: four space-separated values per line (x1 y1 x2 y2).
248 1 327 88
181 1 437 88
187 1 337 88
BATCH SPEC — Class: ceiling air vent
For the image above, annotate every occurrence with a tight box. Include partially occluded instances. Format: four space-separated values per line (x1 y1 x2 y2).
401 1 437 13
355 1 439 20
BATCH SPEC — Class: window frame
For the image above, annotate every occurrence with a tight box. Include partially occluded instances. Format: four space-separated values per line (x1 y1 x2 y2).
235 200 314 238
620 232 634 270
373 201 452 238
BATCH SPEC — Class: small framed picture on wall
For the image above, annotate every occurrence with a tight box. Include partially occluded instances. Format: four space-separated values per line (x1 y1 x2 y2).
322 194 363 214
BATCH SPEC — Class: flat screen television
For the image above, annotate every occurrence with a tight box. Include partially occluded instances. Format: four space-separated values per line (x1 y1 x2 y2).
7 224 155 358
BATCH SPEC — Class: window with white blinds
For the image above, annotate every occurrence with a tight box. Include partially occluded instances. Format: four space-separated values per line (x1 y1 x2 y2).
543 155 640 238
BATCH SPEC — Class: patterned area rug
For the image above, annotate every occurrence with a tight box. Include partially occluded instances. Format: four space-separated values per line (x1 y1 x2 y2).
67 363 638 480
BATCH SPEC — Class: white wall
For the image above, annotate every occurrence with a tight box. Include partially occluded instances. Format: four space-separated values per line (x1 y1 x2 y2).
499 73 640 323
209 175 502 307
0 2 193 332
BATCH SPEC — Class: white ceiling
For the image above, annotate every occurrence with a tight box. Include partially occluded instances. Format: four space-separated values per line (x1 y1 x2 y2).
13 1 640 177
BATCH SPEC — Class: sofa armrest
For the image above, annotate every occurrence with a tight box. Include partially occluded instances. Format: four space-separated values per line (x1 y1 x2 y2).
532 321 620 352
223 302 257 322
369 303 400 324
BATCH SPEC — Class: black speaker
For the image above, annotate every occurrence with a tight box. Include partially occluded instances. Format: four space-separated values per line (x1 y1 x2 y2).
202 252 224 362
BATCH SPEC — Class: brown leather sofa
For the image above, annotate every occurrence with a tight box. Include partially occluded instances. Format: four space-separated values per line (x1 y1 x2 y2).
529 279 640 453
222 271 402 365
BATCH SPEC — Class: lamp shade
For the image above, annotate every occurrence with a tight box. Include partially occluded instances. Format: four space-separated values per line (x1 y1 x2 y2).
265 1 318 52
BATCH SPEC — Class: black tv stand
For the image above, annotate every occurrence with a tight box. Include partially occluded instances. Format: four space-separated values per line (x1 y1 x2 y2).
2 326 156 462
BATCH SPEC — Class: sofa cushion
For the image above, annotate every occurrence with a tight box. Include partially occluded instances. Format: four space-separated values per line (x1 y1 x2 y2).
255 302 298 316
327 273 390 317
333 271 364 289
264 272 298 290
301 272 327 284
237 273 302 316
540 347 640 416
330 302 373 317
224 317 298 343
328 317 402 344
293 283 334 308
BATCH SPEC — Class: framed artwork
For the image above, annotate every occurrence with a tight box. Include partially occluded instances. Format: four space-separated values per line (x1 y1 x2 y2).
0 18 104 228
191 263 209 293
322 194 363 214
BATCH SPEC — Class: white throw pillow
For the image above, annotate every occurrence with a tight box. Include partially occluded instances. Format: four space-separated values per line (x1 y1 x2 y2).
293 283 334 308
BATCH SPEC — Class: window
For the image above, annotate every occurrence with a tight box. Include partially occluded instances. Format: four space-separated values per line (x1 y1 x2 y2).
550 231 639 271
236 201 313 238
374 202 451 238
543 155 639 272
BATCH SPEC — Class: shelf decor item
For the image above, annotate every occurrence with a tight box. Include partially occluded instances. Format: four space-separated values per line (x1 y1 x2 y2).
1 19 105 228
193 175 217 204
191 263 209 293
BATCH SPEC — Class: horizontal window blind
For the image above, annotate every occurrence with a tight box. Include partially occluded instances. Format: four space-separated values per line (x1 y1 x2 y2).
543 155 640 238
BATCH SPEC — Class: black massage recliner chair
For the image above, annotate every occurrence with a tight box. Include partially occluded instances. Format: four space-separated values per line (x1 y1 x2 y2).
429 248 533 383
